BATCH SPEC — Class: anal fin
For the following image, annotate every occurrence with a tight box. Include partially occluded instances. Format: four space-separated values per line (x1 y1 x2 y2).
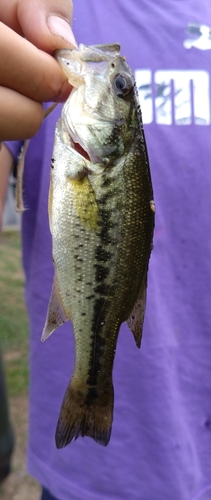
41 274 69 341
126 279 147 348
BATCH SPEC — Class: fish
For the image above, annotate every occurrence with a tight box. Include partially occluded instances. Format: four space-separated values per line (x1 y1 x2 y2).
42 43 155 448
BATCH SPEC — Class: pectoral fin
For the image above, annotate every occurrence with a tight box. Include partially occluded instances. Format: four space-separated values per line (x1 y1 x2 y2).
41 274 69 341
126 279 147 349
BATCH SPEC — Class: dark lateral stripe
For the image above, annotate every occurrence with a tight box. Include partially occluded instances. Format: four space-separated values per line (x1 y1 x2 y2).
95 247 111 262
94 263 110 282
87 297 107 386
86 183 114 386
86 166 122 387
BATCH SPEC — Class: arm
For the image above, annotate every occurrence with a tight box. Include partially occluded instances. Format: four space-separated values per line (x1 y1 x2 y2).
0 145 14 228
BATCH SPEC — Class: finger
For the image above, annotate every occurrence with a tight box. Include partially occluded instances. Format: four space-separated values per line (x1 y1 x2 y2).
18 0 77 52
0 23 71 102
0 87 44 141
0 0 77 53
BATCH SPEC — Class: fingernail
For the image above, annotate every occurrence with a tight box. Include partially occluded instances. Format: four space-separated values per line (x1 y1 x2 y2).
47 15 78 48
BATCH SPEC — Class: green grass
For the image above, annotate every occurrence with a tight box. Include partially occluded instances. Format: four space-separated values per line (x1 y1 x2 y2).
0 230 29 396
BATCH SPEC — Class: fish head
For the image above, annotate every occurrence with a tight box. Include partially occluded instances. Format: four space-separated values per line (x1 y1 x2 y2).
55 44 138 164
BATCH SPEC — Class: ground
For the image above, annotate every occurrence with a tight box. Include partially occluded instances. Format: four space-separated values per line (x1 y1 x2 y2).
0 230 40 499
0 395 40 500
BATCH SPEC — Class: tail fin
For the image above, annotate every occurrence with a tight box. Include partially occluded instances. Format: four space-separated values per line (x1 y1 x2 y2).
55 380 114 448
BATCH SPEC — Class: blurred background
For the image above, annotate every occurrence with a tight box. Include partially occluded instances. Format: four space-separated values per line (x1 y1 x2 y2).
0 179 40 499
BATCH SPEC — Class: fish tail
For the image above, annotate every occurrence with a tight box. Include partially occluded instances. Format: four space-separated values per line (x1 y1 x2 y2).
55 379 114 448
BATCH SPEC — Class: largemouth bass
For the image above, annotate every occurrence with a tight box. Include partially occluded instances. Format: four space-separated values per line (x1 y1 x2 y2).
42 43 155 447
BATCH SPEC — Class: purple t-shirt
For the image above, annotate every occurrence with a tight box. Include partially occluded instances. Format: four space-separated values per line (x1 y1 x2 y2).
6 1 211 499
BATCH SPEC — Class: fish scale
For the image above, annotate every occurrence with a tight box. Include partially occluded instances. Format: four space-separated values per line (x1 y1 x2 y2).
42 43 155 447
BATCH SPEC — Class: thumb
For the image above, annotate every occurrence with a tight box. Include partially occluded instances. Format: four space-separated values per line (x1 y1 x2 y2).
1 0 77 53
17 0 77 52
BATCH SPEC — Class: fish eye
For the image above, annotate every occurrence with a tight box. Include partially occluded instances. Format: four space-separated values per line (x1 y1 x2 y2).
115 75 127 90
114 73 133 97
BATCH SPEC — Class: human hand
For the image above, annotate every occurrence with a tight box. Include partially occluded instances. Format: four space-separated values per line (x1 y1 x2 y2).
0 0 77 141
